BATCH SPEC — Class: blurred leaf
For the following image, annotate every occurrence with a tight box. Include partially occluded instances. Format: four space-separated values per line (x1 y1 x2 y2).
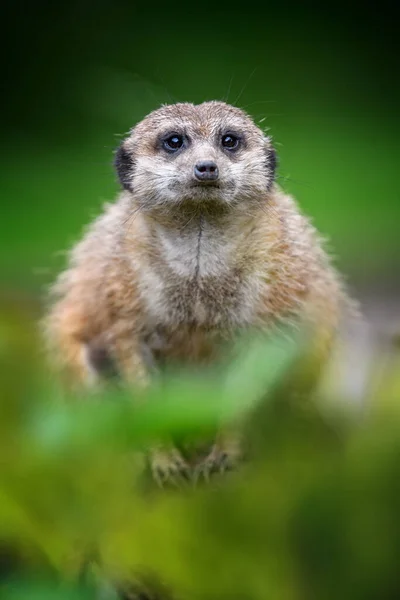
2 303 400 598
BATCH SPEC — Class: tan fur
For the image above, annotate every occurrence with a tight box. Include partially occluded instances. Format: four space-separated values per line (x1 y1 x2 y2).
43 101 349 482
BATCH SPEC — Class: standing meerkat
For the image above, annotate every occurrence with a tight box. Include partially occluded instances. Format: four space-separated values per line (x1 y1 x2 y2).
44 101 349 483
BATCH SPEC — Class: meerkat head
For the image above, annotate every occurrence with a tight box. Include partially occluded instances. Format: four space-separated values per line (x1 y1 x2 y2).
115 101 276 213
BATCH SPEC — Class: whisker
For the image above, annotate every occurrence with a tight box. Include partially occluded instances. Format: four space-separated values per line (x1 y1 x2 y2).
120 205 142 229
223 73 235 103
239 100 277 110
232 66 258 106
277 174 314 190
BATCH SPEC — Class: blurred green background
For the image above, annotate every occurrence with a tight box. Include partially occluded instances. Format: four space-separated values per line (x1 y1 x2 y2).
1 3 400 597
1 0 399 298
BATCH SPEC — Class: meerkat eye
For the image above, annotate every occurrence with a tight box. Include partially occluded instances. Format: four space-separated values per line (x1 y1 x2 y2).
221 133 240 150
163 134 184 152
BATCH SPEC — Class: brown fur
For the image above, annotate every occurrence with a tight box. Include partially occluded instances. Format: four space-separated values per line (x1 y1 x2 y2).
43 101 348 483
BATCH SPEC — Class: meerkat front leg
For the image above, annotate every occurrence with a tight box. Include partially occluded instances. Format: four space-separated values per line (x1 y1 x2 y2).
45 306 189 486
83 336 193 487
91 332 191 487
111 329 191 487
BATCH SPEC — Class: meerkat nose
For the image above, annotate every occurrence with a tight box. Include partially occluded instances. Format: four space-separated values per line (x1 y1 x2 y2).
194 160 219 182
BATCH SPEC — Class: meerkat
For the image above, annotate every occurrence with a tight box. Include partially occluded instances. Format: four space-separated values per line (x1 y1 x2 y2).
44 101 349 484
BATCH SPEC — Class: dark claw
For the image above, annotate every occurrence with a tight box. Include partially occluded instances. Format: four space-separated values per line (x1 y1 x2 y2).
194 450 236 483
151 452 191 488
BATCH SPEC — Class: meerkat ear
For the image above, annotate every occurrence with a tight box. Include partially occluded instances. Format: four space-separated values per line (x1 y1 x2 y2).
264 137 277 189
114 142 135 191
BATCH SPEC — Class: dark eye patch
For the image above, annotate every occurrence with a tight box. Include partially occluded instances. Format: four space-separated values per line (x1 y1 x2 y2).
159 131 187 154
220 130 244 153
221 133 240 149
164 134 183 151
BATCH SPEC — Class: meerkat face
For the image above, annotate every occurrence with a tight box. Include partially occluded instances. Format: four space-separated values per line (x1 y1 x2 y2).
115 101 276 212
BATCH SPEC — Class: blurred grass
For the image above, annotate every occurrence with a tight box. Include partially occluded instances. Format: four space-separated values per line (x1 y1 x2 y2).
1 300 400 599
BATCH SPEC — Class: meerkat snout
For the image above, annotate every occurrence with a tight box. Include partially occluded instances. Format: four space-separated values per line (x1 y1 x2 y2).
193 160 219 183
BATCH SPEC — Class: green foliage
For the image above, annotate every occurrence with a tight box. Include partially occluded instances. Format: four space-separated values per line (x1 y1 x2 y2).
1 301 400 599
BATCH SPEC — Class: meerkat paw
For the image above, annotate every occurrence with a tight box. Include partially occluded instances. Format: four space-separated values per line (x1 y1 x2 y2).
194 443 240 482
149 447 191 488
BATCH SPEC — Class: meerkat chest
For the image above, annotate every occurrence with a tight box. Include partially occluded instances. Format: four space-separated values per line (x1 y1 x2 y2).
139 268 261 367
139 224 263 330
141 263 261 331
